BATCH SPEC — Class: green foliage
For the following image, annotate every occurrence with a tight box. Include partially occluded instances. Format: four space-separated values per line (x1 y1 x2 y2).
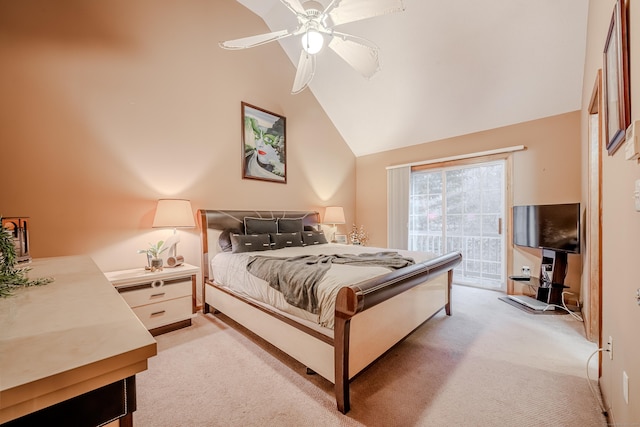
137 241 167 259
0 218 52 298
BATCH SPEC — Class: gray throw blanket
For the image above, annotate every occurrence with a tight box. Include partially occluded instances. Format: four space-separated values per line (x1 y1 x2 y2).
246 252 415 314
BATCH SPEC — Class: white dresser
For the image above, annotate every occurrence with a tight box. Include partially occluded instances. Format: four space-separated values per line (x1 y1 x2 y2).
0 256 157 426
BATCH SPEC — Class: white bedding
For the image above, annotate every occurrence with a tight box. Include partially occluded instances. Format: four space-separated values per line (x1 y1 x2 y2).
211 243 435 329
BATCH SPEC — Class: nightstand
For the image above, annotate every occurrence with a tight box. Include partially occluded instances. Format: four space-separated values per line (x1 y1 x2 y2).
104 263 199 336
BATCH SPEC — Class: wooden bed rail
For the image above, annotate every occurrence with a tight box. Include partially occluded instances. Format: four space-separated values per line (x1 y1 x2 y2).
333 250 462 414
335 251 463 316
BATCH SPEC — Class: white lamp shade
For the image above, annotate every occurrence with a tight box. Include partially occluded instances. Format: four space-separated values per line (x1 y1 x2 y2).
323 206 345 225
152 199 195 228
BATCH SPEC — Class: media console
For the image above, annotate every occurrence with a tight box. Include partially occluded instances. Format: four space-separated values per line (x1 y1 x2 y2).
509 274 568 306
540 248 568 286
511 203 579 310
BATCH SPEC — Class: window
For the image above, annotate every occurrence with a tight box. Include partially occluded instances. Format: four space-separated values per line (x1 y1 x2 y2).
409 160 506 289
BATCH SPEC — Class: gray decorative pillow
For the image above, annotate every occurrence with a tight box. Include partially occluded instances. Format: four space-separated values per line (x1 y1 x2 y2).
270 232 304 249
230 233 271 253
244 217 277 234
277 218 304 233
219 228 243 252
302 230 328 246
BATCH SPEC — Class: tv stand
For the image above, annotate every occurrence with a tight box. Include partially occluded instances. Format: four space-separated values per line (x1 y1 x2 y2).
508 275 567 306
540 248 568 286
508 249 571 306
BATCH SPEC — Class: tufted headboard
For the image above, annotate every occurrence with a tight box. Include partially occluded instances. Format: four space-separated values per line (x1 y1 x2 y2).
197 209 320 282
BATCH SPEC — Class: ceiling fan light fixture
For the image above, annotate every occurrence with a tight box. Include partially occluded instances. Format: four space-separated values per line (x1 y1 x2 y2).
301 29 324 54
220 0 406 94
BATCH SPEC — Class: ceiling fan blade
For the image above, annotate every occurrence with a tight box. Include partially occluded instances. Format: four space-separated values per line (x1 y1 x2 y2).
329 32 381 78
219 29 292 50
280 0 307 15
291 51 316 94
326 0 405 27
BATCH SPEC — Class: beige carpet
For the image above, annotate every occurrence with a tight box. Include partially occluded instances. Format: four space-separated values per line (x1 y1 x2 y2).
134 285 608 426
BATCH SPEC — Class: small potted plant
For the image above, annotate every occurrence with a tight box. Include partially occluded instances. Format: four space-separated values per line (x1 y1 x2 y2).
137 241 167 271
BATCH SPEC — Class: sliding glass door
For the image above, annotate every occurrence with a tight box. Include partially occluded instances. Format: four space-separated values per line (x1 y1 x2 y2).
409 160 506 290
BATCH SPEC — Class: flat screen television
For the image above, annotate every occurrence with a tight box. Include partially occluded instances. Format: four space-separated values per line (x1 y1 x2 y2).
512 203 580 254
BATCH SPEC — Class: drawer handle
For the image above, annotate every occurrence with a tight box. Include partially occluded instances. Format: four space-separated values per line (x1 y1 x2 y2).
151 279 164 288
150 292 166 298
151 310 166 316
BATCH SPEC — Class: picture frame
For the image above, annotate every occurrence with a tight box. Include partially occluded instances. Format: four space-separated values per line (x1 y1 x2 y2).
241 102 287 183
334 234 347 244
602 0 630 155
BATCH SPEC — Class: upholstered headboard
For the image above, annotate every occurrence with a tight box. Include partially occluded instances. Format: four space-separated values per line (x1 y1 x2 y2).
197 209 320 282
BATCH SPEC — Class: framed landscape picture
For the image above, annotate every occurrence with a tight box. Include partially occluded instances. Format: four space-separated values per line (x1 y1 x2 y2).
603 0 630 155
241 102 287 183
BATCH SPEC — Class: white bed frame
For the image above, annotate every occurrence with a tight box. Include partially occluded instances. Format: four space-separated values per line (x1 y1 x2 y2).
198 209 462 413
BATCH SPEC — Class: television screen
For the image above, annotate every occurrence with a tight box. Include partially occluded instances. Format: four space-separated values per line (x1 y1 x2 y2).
512 203 580 254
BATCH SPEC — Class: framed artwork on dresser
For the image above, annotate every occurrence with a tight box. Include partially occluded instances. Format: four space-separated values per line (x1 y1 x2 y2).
241 102 287 183
603 0 630 156
334 234 347 244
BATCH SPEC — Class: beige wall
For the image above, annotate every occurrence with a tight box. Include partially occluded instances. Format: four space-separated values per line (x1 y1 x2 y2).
2 0 637 422
0 1 356 274
355 111 582 294
582 0 640 424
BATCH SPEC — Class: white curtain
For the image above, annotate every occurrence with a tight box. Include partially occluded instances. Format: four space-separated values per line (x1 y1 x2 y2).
387 166 410 250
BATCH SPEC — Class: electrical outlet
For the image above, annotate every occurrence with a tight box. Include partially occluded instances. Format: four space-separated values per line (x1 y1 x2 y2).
608 336 613 360
623 371 629 404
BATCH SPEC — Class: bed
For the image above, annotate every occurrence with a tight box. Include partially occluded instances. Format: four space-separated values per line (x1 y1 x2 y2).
198 209 462 413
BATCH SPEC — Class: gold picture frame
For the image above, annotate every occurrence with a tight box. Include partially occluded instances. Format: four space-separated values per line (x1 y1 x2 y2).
603 0 630 155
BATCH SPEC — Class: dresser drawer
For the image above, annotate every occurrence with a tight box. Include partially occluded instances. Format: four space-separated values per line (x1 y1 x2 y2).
132 296 193 330
119 279 191 308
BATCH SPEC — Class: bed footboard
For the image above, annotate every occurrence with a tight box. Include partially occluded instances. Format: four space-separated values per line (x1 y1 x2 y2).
333 251 462 413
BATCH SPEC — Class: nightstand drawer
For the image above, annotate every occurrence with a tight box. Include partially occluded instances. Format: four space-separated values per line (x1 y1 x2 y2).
119 279 191 308
104 263 198 335
132 296 193 330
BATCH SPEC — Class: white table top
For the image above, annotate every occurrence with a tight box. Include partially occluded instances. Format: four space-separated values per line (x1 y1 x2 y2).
0 255 157 423
104 262 199 287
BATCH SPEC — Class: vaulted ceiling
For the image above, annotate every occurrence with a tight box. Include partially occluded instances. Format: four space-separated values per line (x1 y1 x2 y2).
235 0 589 157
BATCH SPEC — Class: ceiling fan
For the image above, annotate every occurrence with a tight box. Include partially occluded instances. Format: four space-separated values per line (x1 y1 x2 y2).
220 0 405 94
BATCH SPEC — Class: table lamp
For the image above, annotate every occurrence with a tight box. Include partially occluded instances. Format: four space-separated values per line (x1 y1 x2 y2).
323 206 345 243
152 199 195 266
